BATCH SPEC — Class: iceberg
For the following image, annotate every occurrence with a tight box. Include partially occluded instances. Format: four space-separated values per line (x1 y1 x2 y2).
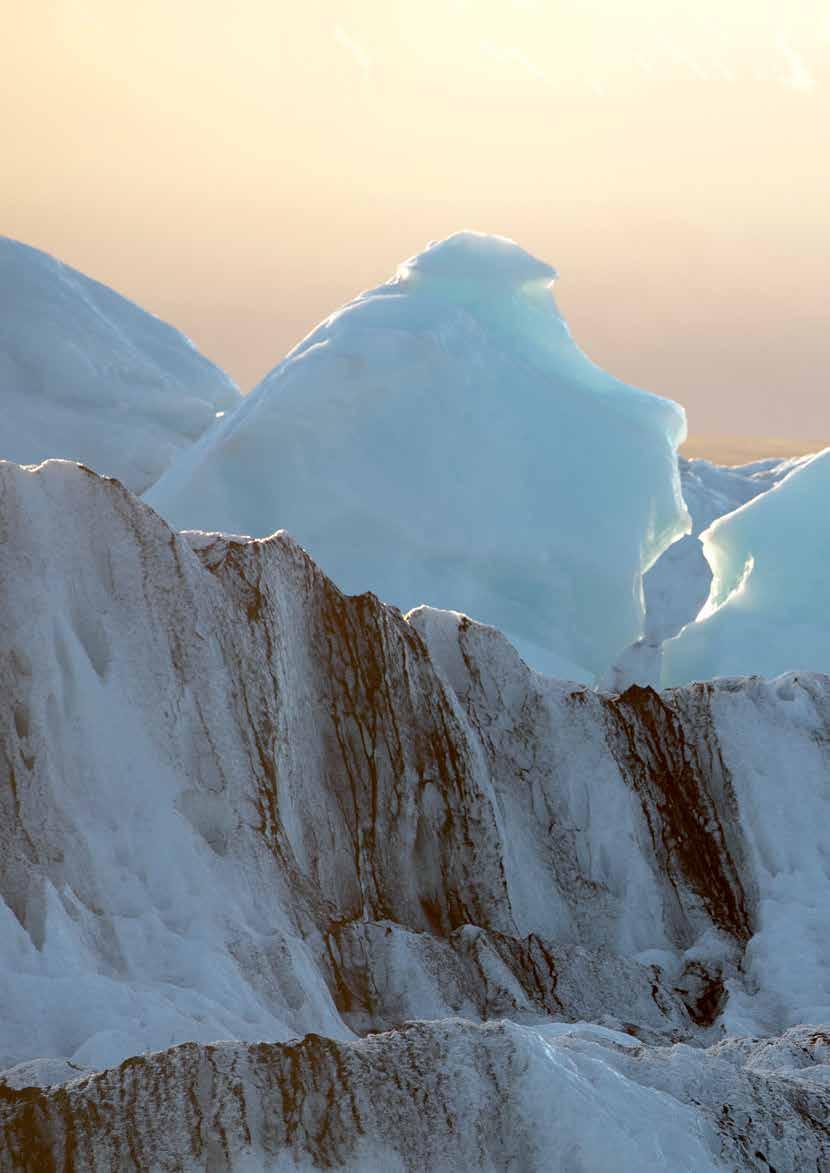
663 447 830 683
147 232 689 679
0 237 241 493
644 454 811 645
605 453 813 689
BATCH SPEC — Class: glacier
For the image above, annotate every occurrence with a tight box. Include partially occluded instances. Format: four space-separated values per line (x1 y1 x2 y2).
146 232 690 680
0 237 241 493
0 459 828 1169
663 447 830 684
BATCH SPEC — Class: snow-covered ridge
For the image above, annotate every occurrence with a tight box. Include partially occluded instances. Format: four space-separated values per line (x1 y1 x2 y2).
3 1025 828 1171
1 460 827 1168
146 231 690 681
0 237 240 493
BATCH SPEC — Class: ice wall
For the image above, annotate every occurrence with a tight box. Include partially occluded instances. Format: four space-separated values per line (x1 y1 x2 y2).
0 237 241 492
148 232 689 678
663 447 830 683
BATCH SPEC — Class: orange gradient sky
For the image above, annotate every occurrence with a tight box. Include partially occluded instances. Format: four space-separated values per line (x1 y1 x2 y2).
3 1 829 458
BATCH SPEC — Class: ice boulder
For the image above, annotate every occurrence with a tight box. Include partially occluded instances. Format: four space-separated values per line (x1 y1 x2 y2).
663 446 830 683
148 232 690 678
0 237 241 493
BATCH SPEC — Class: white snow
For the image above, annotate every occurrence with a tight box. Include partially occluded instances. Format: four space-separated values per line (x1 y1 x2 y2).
519 1024 721 1172
0 460 347 1071
663 447 830 683
709 676 830 1033
146 231 690 680
0 237 241 493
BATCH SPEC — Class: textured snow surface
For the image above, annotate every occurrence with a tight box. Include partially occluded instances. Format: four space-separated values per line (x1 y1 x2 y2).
0 238 241 493
663 447 830 684
3 1024 829 1171
147 232 689 680
1 459 828 1169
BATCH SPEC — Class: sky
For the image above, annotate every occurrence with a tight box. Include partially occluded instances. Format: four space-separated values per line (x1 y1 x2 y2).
2 0 829 459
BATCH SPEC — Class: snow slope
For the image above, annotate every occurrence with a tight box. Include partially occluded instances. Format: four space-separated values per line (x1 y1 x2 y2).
147 232 689 680
1 460 828 1169
663 447 830 683
0 238 241 493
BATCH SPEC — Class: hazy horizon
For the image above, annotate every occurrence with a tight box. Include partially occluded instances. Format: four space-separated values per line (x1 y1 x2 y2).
3 2 829 460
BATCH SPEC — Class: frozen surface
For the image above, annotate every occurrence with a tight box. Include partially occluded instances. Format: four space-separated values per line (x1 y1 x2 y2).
0 237 241 492
663 447 830 683
147 232 689 679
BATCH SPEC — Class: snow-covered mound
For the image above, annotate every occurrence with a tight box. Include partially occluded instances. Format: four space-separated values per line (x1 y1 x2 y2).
0 237 241 493
663 447 830 683
1 459 829 1167
147 232 690 679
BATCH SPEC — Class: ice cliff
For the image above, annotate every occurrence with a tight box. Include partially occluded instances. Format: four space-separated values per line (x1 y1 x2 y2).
0 460 827 1170
146 232 690 680
0 238 240 493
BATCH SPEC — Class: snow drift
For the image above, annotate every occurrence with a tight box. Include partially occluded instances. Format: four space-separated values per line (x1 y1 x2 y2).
1 459 828 1169
147 232 690 679
0 237 241 493
663 447 830 684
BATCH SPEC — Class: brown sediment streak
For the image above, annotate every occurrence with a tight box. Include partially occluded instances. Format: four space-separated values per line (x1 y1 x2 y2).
606 683 755 946
318 919 695 1042
191 530 513 937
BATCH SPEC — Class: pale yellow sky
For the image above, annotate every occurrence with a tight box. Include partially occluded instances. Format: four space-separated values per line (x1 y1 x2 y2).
2 1 829 455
